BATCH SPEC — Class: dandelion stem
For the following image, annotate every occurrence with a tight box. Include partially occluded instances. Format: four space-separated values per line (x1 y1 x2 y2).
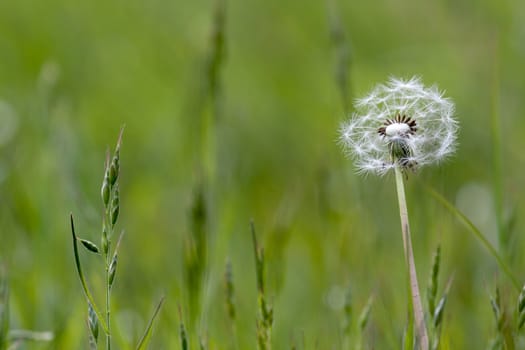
394 165 428 350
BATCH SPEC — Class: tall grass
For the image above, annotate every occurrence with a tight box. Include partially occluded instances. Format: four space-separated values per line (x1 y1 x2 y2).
1 0 525 348
70 130 163 349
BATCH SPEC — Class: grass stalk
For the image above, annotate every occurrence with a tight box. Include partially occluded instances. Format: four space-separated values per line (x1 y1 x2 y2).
102 130 123 350
251 221 273 350
394 166 428 350
105 225 112 350
425 186 519 291
489 36 509 259
0 266 8 350
326 0 352 114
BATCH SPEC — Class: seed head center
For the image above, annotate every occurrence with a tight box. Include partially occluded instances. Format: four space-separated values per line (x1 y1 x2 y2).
377 114 417 139
385 123 410 137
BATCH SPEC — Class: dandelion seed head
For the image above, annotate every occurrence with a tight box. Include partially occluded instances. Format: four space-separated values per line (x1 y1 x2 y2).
339 76 458 175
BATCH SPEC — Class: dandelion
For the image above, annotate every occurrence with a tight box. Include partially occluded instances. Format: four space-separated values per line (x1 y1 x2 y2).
340 76 458 175
339 77 459 350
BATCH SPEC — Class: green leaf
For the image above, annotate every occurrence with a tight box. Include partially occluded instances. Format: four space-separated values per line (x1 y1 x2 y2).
70 214 109 334
135 296 165 350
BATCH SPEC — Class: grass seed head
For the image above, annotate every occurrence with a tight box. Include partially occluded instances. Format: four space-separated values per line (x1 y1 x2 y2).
79 239 100 254
87 303 99 342
224 259 236 320
110 185 120 228
108 255 118 289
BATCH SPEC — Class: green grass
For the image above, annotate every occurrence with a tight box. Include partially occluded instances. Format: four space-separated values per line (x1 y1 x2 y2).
1 0 525 348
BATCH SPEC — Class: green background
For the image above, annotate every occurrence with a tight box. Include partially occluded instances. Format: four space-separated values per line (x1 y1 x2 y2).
1 0 525 348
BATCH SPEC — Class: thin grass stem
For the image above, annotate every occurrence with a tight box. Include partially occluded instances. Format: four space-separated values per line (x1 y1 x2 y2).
105 236 111 350
425 186 519 291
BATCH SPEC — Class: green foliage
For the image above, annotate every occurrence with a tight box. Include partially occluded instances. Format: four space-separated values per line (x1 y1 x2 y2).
0 0 525 348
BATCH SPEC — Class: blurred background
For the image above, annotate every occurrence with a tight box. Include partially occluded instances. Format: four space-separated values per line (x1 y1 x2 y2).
1 0 525 348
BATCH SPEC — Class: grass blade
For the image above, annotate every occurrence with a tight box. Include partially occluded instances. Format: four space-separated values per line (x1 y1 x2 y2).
70 214 109 334
427 245 441 317
0 266 8 350
489 41 508 256
425 186 519 291
135 296 165 350
326 0 353 114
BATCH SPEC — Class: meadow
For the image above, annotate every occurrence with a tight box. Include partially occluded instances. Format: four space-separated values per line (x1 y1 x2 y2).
1 0 525 348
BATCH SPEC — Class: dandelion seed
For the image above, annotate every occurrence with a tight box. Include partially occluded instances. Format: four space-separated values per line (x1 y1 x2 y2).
340 77 458 175
337 76 459 349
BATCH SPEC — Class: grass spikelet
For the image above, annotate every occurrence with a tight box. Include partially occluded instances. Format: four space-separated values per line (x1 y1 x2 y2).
427 245 441 317
70 128 125 349
87 303 99 345
517 285 525 331
517 283 525 330
326 0 353 113
224 258 236 321
489 287 505 349
355 294 374 350
433 276 453 329
341 285 352 347
206 0 226 107
184 182 208 327
425 246 454 350
358 295 373 331
179 306 189 350
430 275 454 350
490 287 503 331
71 128 161 349
224 258 238 349
80 239 101 255
251 221 273 350
489 286 514 349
